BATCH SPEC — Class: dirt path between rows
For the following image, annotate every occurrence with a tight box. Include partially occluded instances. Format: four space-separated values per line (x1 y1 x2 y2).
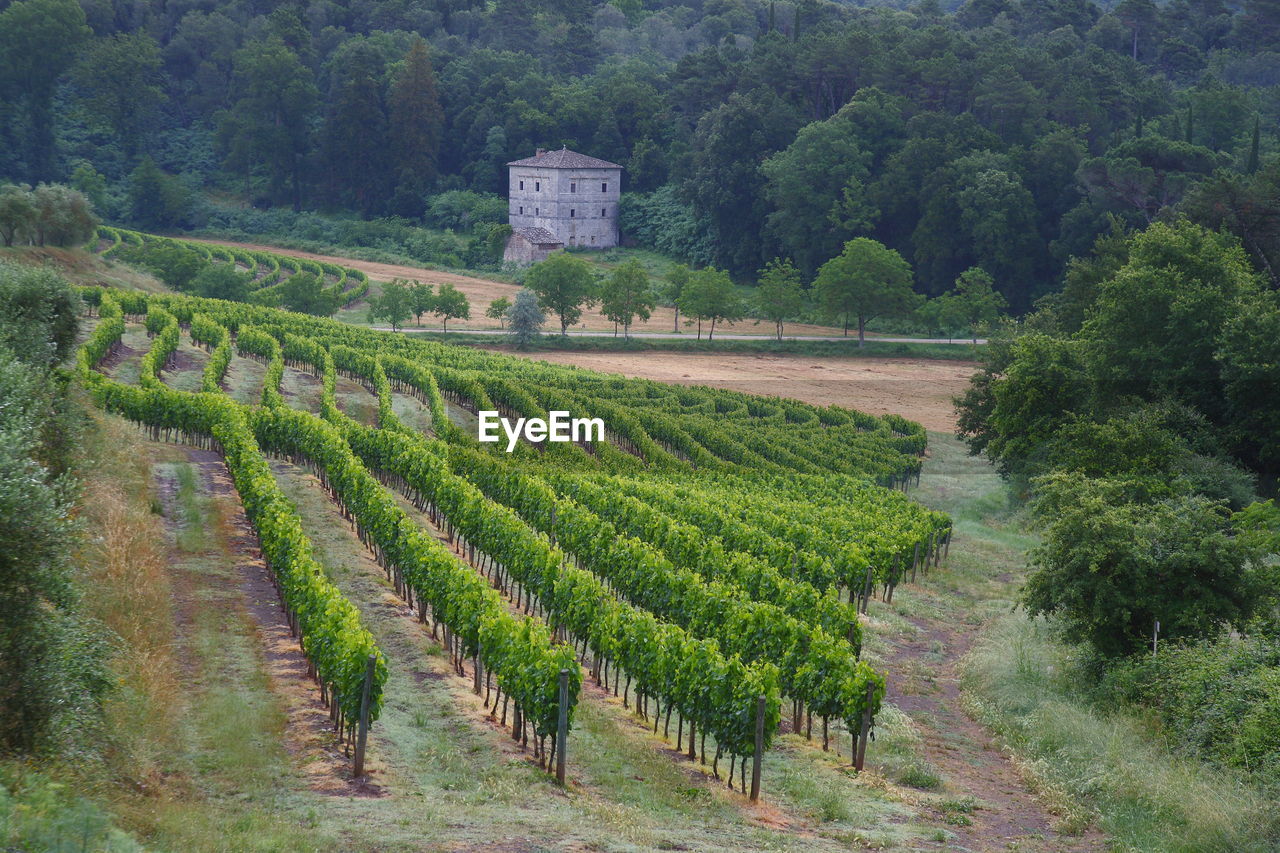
881 600 1104 851
157 447 377 796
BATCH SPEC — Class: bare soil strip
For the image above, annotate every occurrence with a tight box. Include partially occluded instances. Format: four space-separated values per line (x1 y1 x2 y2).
881 605 1104 851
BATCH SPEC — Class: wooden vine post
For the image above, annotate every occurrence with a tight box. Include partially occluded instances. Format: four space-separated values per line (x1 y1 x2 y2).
353 653 376 778
854 681 874 772
556 668 570 785
750 694 766 802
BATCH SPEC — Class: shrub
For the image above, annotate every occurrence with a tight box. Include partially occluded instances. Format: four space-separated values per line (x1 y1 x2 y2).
1107 633 1280 776
191 263 252 302
1024 473 1265 658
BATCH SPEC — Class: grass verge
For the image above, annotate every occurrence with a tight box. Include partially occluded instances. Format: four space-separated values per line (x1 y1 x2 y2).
918 433 1280 852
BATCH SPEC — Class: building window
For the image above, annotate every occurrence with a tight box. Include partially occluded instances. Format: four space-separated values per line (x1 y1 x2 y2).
519 180 524 190
519 206 523 214
601 208 606 217
535 181 540 191
601 182 608 192
590 236 596 244
570 181 576 193
570 209 575 218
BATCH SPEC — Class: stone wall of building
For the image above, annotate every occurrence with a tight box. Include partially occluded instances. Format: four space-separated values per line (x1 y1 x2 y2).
501 233 550 264
508 165 621 248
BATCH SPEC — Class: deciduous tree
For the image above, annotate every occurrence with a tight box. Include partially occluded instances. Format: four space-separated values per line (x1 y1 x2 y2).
664 264 691 332
71 32 166 158
678 267 743 340
409 281 435 325
601 260 655 339
218 37 318 211
1024 473 1262 658
368 279 412 331
192 264 252 303
280 272 339 317
486 296 512 328
931 267 1007 345
0 0 90 181
813 238 919 345
432 281 470 332
754 258 803 340
524 252 598 335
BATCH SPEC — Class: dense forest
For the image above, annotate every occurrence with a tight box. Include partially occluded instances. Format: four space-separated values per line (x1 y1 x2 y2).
1 0 1277 307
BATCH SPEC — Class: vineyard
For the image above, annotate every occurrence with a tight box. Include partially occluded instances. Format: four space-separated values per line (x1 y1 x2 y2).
75 283 951 799
96 226 371 309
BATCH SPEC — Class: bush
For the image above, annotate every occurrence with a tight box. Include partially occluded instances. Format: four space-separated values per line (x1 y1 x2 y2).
279 272 339 317
424 190 506 231
0 259 81 366
191 263 252 302
1106 633 1280 777
127 157 193 230
618 186 715 267
1024 472 1265 658
119 241 207 292
0 262 110 754
0 184 97 248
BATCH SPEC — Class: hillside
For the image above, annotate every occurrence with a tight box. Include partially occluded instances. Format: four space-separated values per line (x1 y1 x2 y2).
2 0 1276 313
1 236 1278 852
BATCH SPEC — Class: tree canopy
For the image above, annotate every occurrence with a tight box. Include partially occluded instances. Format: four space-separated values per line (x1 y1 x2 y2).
753 258 804 340
524 252 597 335
813 238 919 345
678 267 743 340
432 281 470 332
506 288 545 349
600 259 655 338
0 0 1275 312
368 279 412 331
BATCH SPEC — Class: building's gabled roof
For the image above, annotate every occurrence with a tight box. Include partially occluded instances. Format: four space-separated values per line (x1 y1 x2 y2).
507 147 623 170
513 226 563 246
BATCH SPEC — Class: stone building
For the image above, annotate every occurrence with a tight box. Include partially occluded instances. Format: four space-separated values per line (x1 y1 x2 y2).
503 226 563 265
504 147 622 264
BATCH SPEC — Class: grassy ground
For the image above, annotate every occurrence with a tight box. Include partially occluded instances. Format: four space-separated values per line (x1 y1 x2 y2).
0 246 167 291
0 405 339 851
223 351 267 406
913 434 1280 852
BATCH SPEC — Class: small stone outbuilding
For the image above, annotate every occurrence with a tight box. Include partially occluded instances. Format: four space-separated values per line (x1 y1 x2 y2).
503 226 564 265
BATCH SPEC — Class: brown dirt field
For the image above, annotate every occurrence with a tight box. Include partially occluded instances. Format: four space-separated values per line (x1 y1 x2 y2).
182 237 856 336
496 350 979 432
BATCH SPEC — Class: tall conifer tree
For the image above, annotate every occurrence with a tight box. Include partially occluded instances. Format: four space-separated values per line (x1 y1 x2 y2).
388 39 443 204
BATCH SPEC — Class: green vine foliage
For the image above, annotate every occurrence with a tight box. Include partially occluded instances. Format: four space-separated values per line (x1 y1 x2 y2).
75 284 952 764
